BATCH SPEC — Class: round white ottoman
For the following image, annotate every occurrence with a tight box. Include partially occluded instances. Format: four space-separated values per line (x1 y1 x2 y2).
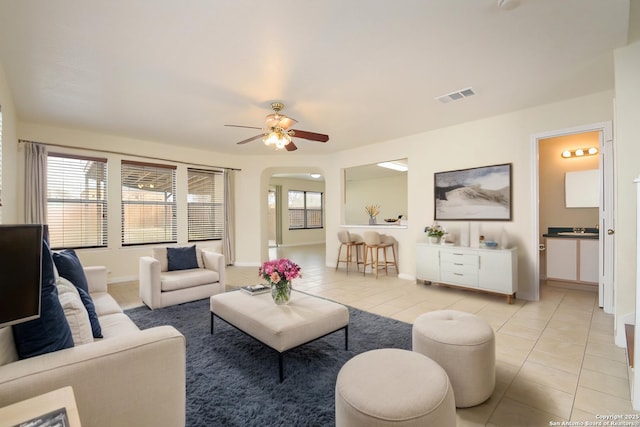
412 310 495 408
335 348 456 427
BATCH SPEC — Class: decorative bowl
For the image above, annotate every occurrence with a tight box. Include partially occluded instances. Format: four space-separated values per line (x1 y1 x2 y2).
484 241 498 248
384 218 399 223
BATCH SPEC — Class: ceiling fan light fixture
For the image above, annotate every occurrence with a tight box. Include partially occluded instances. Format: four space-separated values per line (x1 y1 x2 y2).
263 131 280 147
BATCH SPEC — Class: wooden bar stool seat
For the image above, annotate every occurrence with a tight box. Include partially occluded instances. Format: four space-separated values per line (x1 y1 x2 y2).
362 231 398 278
336 231 364 274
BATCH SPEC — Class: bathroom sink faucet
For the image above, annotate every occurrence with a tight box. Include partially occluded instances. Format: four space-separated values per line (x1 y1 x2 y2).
572 227 585 233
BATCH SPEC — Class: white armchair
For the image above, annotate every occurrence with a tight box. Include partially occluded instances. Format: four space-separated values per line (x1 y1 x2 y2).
139 246 226 309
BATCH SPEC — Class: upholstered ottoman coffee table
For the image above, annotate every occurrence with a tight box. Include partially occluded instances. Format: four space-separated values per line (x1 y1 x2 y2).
210 290 349 382
335 348 456 426
413 309 496 407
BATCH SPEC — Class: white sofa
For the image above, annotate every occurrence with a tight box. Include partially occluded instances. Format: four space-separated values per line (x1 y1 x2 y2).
139 245 226 310
0 266 186 427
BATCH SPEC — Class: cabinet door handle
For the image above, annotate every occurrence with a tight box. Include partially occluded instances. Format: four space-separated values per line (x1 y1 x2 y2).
453 253 464 256
454 273 464 276
454 263 464 266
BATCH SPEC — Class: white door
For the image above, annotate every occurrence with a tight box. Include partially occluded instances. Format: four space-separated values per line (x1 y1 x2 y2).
600 128 615 312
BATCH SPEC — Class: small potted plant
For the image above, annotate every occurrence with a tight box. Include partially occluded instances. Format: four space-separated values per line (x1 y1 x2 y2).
425 222 445 244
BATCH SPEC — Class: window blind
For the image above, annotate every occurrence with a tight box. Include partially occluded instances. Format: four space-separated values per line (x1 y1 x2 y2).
187 168 224 241
47 153 108 249
121 161 176 245
288 190 323 229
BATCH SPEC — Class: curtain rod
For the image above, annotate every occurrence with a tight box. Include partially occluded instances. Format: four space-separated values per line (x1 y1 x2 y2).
18 139 242 172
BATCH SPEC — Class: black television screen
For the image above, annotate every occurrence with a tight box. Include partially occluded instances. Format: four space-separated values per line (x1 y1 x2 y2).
0 224 43 328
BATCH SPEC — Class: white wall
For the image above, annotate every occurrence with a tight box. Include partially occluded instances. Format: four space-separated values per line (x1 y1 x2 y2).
344 174 407 225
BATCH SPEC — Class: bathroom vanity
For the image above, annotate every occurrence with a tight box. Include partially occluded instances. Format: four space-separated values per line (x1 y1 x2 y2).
544 227 599 285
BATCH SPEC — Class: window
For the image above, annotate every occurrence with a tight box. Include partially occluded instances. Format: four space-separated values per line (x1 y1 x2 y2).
288 190 323 229
187 168 224 241
121 161 176 245
47 153 108 249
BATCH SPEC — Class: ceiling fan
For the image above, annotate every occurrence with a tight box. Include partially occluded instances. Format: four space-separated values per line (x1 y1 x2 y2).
225 102 329 151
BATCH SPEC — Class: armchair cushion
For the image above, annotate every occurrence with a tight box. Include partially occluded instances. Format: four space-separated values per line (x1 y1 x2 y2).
167 245 199 271
160 269 220 292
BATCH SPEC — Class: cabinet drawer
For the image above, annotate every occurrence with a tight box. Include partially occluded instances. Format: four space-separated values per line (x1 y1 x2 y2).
441 261 478 275
441 270 478 287
440 251 479 267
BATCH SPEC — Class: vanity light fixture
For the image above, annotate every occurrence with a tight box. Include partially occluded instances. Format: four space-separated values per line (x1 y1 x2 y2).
561 147 599 159
377 161 408 172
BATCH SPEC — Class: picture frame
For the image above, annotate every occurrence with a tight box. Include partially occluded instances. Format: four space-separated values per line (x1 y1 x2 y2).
434 163 512 221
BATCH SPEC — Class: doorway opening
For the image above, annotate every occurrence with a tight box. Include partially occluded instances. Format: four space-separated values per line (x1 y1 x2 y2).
531 122 614 312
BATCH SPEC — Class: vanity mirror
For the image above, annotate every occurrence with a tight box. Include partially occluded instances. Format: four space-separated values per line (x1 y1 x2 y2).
343 159 408 225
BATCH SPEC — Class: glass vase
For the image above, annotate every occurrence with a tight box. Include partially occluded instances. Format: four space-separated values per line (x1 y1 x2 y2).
271 281 292 305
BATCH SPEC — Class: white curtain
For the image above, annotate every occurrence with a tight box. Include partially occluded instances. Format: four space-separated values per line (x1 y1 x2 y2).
223 169 235 265
275 185 283 247
24 142 48 224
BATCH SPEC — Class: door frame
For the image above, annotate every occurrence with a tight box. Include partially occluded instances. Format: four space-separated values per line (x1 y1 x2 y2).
530 121 613 311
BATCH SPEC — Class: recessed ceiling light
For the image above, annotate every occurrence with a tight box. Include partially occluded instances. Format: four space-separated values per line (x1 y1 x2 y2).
377 162 408 172
310 173 321 179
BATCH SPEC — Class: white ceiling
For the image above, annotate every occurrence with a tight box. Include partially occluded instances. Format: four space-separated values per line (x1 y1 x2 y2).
0 0 630 155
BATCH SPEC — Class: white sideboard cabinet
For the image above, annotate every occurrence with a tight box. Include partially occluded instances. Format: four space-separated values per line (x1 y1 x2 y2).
416 243 518 303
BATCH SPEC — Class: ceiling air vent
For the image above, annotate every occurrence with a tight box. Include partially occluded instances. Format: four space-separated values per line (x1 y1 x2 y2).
435 87 476 104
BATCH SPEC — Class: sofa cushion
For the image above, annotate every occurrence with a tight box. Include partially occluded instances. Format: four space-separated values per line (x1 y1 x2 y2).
57 277 94 345
52 249 103 338
167 245 199 271
91 292 124 317
160 269 220 292
52 249 89 293
12 240 74 359
98 312 140 338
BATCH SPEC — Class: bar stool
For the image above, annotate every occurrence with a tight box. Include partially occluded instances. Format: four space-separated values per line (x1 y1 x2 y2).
335 231 364 274
362 231 398 278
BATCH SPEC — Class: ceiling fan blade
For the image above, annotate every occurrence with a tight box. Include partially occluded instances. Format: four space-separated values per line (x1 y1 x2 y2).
225 124 262 130
290 129 329 142
285 141 298 151
236 134 264 145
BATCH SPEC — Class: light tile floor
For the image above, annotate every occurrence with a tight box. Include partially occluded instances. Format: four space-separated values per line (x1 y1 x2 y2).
109 244 638 426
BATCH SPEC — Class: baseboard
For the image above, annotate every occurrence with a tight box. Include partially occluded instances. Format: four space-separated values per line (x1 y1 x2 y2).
616 312 634 348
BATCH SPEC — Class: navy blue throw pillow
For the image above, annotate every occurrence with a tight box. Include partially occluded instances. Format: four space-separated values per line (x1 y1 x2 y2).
77 286 103 338
12 240 74 359
52 248 102 338
167 245 199 271
52 249 89 294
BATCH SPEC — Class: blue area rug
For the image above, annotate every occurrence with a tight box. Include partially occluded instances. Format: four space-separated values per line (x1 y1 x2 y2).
126 297 412 427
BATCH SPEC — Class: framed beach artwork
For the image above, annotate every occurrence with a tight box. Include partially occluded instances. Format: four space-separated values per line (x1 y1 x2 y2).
434 163 512 221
